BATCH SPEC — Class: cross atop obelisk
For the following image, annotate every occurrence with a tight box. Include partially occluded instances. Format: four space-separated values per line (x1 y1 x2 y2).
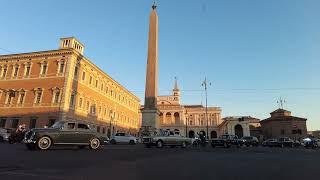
141 2 160 136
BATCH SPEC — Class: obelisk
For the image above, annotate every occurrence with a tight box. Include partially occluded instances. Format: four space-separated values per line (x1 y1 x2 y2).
141 2 160 135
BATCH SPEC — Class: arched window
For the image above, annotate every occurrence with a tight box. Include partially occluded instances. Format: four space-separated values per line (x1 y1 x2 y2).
165 112 171 124
174 112 180 125
159 113 164 124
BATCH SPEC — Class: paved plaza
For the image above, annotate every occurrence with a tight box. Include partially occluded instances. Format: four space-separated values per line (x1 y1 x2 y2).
0 143 319 180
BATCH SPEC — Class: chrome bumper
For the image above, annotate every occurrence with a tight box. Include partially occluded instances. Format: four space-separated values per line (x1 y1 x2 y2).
23 139 36 143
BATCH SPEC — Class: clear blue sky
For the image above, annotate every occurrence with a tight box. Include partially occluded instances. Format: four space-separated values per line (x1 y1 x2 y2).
1 0 319 130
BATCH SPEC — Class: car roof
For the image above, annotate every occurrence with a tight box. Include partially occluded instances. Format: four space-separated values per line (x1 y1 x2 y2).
60 120 91 125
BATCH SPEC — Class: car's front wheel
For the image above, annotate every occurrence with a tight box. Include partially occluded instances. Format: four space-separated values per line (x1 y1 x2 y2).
110 139 116 144
37 136 52 150
129 140 135 145
156 140 163 148
181 142 187 148
89 138 101 150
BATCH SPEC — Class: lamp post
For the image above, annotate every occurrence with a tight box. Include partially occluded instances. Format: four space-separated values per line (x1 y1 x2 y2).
202 77 211 139
185 109 188 137
109 110 114 138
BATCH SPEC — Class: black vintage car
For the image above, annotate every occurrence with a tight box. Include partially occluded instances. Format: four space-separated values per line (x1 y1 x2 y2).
211 134 245 148
24 121 108 150
278 137 296 148
241 136 259 147
262 139 279 147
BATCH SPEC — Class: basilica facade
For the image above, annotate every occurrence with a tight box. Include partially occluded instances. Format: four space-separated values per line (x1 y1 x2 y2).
155 79 222 138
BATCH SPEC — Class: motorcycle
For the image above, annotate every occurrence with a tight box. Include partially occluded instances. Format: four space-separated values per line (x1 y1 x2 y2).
193 134 207 147
199 134 207 147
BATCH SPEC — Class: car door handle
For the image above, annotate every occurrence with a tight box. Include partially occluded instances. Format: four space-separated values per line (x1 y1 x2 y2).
75 132 79 134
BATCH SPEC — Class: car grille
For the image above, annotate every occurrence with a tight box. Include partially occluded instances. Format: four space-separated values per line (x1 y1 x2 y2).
143 138 152 143
25 131 33 139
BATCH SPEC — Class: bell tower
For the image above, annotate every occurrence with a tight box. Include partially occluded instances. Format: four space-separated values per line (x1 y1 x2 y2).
173 77 180 103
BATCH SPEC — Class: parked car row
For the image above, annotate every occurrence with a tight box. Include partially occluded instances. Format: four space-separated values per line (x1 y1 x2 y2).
210 135 260 148
141 133 262 149
141 132 320 150
2 121 319 151
262 137 301 148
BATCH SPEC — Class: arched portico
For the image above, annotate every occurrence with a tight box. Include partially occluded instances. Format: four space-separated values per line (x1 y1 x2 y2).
174 112 180 125
210 131 217 139
235 124 243 138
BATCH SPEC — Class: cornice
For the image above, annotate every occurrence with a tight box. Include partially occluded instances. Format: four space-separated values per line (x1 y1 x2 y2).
0 49 75 61
0 47 140 102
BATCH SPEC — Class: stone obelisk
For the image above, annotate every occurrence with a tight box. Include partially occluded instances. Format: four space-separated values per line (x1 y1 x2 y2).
141 3 160 135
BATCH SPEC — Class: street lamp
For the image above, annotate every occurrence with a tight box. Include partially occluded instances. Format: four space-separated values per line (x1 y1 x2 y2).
202 77 211 139
109 110 114 137
185 109 188 138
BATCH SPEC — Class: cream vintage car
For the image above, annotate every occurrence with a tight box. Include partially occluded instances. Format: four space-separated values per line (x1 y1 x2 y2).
142 130 192 148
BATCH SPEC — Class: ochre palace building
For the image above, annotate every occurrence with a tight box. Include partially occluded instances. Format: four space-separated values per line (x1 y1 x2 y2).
0 37 141 136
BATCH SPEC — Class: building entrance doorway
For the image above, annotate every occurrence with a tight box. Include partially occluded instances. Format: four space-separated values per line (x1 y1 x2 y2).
188 130 195 138
210 131 217 139
235 124 243 138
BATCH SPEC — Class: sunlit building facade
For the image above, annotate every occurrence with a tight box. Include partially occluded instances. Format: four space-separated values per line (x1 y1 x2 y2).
140 79 222 138
0 37 141 136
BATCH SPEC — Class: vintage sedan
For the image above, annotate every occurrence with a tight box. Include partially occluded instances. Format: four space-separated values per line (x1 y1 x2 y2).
142 130 192 148
211 134 245 148
303 137 320 149
278 137 295 148
241 136 259 147
24 121 108 150
262 139 279 147
110 132 137 145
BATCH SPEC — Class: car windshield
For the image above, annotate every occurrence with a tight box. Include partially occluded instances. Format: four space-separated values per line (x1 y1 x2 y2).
51 121 64 129
220 135 229 139
242 137 251 140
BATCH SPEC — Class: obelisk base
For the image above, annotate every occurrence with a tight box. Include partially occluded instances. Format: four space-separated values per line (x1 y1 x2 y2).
141 109 160 136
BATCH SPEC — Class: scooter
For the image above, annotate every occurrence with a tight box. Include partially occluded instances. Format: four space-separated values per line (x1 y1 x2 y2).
199 134 207 147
